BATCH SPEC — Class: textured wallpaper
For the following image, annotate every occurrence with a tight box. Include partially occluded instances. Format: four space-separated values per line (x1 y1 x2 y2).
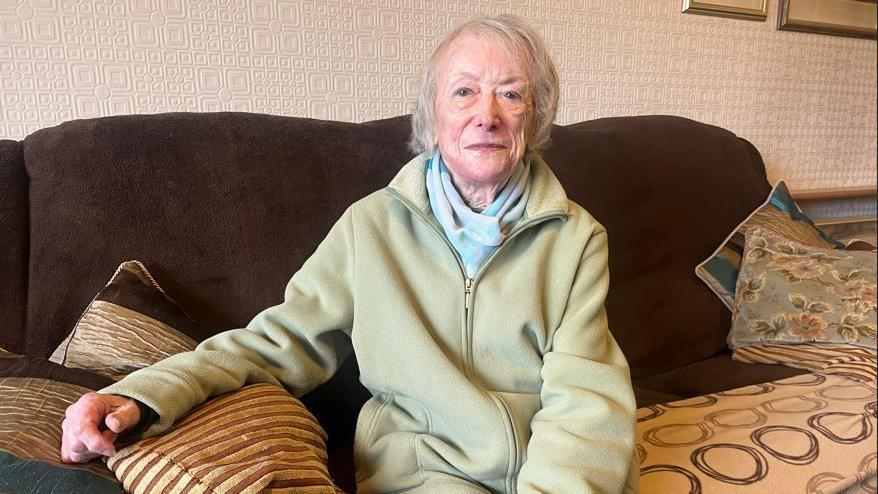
1 0 876 204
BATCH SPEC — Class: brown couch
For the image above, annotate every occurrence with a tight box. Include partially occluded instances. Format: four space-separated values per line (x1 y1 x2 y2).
0 112 808 491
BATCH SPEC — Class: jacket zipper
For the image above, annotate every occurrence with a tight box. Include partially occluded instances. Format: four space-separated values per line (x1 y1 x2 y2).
462 213 565 379
386 188 566 488
386 187 565 378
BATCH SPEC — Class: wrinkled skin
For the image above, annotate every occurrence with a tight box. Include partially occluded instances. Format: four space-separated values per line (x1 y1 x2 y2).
434 32 532 210
60 392 140 463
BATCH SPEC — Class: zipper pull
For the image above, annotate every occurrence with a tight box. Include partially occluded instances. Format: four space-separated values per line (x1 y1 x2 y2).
465 278 473 309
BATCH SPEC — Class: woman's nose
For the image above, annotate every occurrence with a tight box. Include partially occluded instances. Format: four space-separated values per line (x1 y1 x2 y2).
474 95 500 130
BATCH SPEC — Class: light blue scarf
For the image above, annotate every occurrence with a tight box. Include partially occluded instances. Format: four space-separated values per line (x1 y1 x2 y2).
426 152 531 278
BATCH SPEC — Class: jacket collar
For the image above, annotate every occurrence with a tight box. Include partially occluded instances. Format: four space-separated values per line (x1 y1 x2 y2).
387 152 571 221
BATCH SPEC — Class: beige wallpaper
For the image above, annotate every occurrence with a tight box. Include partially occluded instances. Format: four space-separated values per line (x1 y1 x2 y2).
1 0 875 214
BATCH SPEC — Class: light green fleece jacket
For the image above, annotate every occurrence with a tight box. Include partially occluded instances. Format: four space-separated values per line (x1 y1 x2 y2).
102 153 639 494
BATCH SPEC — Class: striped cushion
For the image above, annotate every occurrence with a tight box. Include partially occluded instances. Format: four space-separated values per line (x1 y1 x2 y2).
107 384 343 494
733 343 877 383
50 261 199 380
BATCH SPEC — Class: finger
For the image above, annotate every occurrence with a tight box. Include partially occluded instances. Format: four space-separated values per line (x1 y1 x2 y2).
102 428 119 456
65 448 102 464
60 427 101 464
78 420 116 457
105 399 140 433
62 440 101 463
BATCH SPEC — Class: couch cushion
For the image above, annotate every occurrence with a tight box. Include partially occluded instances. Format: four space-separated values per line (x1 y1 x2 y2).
697 180 843 311
544 116 773 378
23 112 408 451
730 228 876 350
107 383 343 494
632 351 809 407
0 139 28 354
50 260 199 380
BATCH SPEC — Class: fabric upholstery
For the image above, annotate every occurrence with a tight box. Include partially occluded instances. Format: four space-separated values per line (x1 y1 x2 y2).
50 260 199 380
23 113 409 458
544 116 773 377
632 352 809 407
107 383 343 494
0 354 122 493
23 113 414 360
0 139 28 355
730 229 877 349
637 373 877 493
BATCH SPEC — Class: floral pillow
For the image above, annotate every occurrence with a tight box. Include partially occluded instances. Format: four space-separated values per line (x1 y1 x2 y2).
729 228 877 349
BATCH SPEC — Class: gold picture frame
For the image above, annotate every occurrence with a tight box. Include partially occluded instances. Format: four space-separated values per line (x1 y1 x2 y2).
778 0 878 39
682 0 769 21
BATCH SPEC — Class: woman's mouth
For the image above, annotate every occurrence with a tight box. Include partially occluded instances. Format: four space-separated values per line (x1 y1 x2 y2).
466 143 507 150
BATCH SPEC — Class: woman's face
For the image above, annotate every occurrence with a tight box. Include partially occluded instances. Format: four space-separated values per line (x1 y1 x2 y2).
434 34 531 188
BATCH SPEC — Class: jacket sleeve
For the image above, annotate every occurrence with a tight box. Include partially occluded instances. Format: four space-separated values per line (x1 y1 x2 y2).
99 207 357 437
516 229 639 494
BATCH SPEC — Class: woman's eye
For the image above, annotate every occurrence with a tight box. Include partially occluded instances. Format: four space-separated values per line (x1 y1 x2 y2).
503 91 522 101
454 88 472 97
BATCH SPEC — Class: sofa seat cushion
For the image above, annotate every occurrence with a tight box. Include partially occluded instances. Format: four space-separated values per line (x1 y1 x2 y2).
633 352 810 407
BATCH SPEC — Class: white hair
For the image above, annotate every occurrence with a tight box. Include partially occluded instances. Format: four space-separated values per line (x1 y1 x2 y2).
410 15 560 157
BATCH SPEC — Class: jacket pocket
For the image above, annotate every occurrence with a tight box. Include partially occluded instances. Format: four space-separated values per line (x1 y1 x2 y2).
354 392 393 481
490 391 541 493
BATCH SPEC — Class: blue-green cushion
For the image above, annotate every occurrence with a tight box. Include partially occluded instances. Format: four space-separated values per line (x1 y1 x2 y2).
0 452 123 493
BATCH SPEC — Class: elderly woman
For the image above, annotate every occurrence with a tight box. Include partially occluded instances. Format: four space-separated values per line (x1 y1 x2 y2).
62 15 637 493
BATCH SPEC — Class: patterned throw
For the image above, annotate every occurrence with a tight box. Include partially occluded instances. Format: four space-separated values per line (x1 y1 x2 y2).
696 181 843 311
734 344 877 384
637 373 877 493
50 260 199 380
108 383 344 494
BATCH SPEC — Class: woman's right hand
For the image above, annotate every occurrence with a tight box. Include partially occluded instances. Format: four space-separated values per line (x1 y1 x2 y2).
60 392 141 463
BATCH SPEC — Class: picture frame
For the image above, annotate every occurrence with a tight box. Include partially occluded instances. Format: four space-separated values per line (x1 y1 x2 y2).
778 0 878 39
682 0 769 21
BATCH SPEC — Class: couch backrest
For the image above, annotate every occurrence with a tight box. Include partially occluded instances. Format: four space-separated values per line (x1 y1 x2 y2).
545 116 771 378
23 113 413 358
18 112 771 440
0 140 28 354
